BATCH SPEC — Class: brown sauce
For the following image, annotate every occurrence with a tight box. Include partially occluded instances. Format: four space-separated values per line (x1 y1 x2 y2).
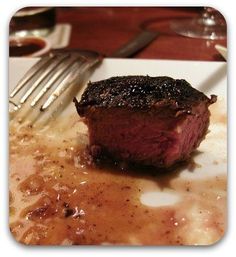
9 103 227 245
9 38 45 57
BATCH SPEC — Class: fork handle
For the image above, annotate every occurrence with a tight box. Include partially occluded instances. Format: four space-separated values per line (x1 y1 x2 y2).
110 30 159 58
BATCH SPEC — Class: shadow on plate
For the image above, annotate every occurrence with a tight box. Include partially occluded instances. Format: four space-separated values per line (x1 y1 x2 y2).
198 64 226 93
87 150 203 190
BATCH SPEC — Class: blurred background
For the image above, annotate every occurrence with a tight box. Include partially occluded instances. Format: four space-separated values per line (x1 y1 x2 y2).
9 7 227 61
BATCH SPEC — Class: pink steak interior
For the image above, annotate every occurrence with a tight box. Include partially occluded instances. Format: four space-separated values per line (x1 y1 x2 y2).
85 103 210 168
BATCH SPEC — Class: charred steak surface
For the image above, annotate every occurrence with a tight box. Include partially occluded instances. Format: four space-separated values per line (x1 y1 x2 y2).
74 76 216 168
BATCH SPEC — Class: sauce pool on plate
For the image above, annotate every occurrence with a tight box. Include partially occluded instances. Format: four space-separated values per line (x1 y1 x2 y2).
9 102 226 245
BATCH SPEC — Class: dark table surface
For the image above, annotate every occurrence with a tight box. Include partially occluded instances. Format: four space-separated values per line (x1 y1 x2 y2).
56 7 227 61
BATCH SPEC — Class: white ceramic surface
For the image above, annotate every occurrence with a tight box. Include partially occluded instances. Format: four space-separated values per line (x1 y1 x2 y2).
9 58 227 206
9 58 227 245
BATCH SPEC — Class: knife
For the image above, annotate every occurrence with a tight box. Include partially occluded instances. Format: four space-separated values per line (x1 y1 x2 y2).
215 44 227 61
110 29 159 58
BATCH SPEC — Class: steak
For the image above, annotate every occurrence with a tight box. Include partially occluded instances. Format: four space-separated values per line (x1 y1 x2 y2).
74 76 216 168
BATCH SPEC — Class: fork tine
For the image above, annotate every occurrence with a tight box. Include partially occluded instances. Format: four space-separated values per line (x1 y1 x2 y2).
40 57 100 111
10 50 102 123
30 56 84 107
40 61 84 111
40 60 95 111
19 54 70 105
10 56 53 98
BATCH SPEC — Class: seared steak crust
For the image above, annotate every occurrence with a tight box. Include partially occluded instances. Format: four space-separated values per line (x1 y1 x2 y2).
76 76 216 116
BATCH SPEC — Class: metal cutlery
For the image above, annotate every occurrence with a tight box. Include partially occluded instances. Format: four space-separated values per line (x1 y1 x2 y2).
9 29 159 123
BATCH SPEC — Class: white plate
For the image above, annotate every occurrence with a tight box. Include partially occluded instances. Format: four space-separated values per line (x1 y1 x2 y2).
9 57 227 176
9 58 227 97
9 58 227 245
9 57 227 178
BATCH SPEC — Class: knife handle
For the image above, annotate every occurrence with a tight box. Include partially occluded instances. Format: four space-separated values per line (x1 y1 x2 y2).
110 30 159 58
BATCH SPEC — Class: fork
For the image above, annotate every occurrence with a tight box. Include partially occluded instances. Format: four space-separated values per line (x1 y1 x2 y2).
9 50 101 115
9 29 159 124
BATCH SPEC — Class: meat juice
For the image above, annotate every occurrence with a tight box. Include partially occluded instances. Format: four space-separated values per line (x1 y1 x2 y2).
9 100 226 245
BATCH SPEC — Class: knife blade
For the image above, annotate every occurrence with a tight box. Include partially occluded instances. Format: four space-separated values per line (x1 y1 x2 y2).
110 30 159 58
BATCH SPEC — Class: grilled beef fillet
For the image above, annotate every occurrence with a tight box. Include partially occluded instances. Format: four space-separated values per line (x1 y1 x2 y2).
74 76 216 168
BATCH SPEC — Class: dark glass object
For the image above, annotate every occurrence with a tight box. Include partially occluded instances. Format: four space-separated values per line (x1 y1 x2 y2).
10 7 56 37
